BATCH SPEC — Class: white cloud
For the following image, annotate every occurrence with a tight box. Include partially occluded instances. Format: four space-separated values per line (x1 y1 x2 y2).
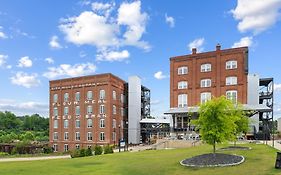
275 83 281 92
232 36 253 48
0 99 48 117
91 2 115 18
0 26 7 39
230 0 281 34
11 72 40 88
154 71 167 80
188 38 205 52
49 35 62 49
97 50 130 62
45 57 54 64
18 56 33 68
0 54 12 69
165 13 175 28
43 62 97 79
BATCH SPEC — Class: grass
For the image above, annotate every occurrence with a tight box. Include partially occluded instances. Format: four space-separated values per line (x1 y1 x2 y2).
0 144 279 175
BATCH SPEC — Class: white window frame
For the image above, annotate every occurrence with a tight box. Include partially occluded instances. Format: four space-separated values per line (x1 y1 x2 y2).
75 106 80 116
226 90 238 104
178 94 188 108
100 132 105 141
99 89 105 100
53 132 58 140
200 79 212 88
64 93 69 102
112 132 116 141
64 132 69 140
121 107 124 116
75 132 80 141
121 94 124 103
54 119 58 129
100 104 105 114
64 120 68 129
201 63 212 72
100 118 105 128
75 120 80 128
113 90 116 100
226 60 237 70
200 92 212 104
53 107 58 116
87 105 93 114
178 81 188 89
113 105 116 115
87 119 92 128
75 92 80 102
87 132 92 141
112 119 116 128
64 106 68 116
178 66 188 75
64 144 69 152
53 94 58 103
87 91 93 100
226 76 237 86
53 144 58 152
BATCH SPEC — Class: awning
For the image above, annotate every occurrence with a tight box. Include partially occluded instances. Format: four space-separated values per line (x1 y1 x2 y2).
164 104 271 114
140 118 170 124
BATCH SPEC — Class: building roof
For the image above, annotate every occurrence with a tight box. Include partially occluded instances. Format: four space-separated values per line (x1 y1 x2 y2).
164 104 271 114
140 118 170 124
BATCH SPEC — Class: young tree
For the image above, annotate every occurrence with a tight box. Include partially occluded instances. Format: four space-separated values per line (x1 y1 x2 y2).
196 96 241 153
233 111 249 146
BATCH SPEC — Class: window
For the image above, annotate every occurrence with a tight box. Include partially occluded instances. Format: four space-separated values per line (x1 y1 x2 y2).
64 144 69 152
226 76 237 85
200 92 211 104
53 144 58 152
64 132 69 140
75 132 80 141
76 144 80 150
64 93 69 102
113 105 116 115
178 81 188 89
100 119 105 128
87 105 93 114
53 107 58 116
75 92 80 102
226 90 237 104
53 132 58 140
87 119 92 128
112 132 116 141
87 91 93 100
120 94 124 103
100 132 105 141
53 94 58 103
178 94 188 108
100 90 105 99
100 105 105 114
75 120 80 128
75 106 80 116
54 119 58 129
112 119 116 128
87 145 92 149
178 66 188 75
201 63 211 72
113 91 116 100
64 120 69 128
121 108 124 116
200 79 211 88
226 60 237 70
64 106 69 116
87 132 92 141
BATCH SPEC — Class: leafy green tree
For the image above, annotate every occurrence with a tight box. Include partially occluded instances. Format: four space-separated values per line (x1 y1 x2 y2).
233 111 249 146
196 96 241 153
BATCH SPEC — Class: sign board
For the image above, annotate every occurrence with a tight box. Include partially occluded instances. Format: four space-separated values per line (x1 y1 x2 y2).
120 141 126 147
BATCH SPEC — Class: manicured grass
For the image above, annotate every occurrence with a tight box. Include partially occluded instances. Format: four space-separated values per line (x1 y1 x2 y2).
0 144 279 175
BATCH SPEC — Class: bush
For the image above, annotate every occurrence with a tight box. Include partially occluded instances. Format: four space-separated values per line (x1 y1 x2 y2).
79 149 86 157
43 146 53 154
0 152 9 157
104 145 114 154
70 149 80 158
85 148 93 156
94 145 103 155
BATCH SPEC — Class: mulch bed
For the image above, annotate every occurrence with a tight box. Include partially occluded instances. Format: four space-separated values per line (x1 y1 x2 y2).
219 146 251 151
180 153 244 167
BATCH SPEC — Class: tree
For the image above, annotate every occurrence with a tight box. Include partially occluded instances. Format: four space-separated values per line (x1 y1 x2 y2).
196 96 241 154
233 110 249 146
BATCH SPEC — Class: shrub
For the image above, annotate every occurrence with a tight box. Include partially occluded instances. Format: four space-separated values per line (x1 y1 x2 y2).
79 149 86 157
43 146 53 154
104 145 114 154
94 145 103 155
0 152 9 157
70 149 80 158
85 148 93 156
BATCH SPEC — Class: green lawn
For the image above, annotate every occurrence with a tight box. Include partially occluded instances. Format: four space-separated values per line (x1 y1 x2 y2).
0 144 279 175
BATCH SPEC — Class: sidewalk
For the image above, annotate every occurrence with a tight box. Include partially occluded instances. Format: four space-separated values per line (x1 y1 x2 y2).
0 155 71 162
265 140 281 151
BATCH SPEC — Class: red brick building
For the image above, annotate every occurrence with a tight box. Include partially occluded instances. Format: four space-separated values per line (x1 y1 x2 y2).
49 73 128 152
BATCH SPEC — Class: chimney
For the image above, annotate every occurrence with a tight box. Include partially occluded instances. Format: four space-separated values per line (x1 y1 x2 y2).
216 43 221 51
192 48 197 54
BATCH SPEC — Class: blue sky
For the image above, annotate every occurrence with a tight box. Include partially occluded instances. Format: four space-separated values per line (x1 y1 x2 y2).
0 0 281 119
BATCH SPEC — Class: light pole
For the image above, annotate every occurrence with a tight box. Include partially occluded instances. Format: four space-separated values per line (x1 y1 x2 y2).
118 124 121 152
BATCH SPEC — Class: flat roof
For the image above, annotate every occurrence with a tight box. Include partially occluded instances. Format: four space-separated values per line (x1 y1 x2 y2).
140 118 170 124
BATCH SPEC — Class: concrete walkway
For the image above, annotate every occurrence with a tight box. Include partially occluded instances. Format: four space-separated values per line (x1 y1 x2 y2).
265 140 281 151
0 155 71 162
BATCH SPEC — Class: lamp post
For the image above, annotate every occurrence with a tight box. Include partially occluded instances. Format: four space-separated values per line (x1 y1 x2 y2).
118 124 121 152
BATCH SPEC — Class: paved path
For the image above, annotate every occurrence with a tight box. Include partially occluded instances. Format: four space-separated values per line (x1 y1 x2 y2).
0 155 71 162
266 140 281 151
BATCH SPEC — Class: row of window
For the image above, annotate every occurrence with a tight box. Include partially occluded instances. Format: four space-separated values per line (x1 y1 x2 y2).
53 105 125 116
53 131 110 142
177 60 237 75
177 76 237 89
177 90 237 107
53 118 119 129
53 90 125 103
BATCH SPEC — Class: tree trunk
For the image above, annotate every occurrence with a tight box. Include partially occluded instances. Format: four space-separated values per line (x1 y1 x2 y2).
213 140 216 154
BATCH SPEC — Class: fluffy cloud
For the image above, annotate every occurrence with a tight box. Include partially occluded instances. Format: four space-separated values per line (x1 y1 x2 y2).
274 83 281 92
59 1 149 61
0 26 7 39
11 72 40 88
43 62 97 79
230 0 281 34
232 36 253 48
18 56 33 68
165 13 175 28
96 50 130 62
45 57 54 64
188 38 205 52
49 35 62 49
0 99 48 117
0 54 11 69
154 71 167 80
